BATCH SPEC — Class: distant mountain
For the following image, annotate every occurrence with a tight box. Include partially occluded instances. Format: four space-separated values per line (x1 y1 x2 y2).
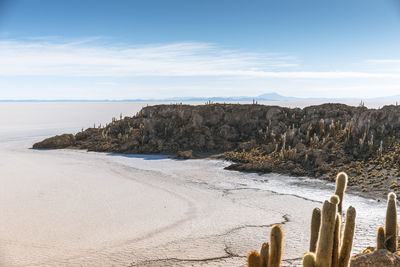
257 92 300 101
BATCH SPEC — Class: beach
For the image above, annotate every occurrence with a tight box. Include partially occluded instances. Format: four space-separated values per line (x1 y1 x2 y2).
0 102 392 266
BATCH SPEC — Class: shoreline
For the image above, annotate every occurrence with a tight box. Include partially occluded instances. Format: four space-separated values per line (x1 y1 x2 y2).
47 144 390 203
215 152 397 202
49 145 394 202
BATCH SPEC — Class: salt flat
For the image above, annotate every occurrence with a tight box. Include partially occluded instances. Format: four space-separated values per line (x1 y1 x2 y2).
0 140 318 266
0 102 390 266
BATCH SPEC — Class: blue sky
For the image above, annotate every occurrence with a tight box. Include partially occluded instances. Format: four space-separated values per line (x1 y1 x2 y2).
1 0 400 99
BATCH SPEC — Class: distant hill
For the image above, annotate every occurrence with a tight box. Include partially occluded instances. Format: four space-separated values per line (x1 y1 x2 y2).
257 92 300 101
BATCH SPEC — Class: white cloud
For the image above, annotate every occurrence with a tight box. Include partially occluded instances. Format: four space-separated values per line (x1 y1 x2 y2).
1 38 400 80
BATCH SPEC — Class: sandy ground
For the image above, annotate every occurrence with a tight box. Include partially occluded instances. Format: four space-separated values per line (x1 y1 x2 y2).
0 139 319 266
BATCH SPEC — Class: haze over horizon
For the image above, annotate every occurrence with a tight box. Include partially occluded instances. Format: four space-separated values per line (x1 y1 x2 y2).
1 0 400 100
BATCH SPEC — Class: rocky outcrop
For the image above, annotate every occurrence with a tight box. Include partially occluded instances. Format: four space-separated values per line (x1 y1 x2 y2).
350 249 400 267
33 134 75 149
33 103 400 196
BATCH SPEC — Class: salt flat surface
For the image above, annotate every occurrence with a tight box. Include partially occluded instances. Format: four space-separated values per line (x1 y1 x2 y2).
0 102 393 266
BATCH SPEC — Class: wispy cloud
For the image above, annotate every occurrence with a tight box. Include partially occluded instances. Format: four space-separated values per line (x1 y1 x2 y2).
0 39 297 77
1 38 400 79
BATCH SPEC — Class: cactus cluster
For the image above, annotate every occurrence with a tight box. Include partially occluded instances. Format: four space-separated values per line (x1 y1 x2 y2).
303 172 356 267
245 171 400 266
247 172 356 267
247 224 283 267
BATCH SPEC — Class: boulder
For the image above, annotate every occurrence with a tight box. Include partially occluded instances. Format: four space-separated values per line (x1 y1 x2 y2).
33 134 75 149
176 150 195 159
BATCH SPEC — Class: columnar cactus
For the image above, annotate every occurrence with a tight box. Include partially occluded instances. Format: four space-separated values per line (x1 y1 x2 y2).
260 242 269 267
248 251 262 267
304 173 357 267
376 226 385 250
315 195 339 267
385 192 398 252
331 214 342 267
247 225 283 267
338 206 356 267
310 208 321 253
334 172 348 215
268 224 283 267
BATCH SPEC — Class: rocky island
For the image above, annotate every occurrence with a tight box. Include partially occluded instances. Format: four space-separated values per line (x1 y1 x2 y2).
33 103 400 198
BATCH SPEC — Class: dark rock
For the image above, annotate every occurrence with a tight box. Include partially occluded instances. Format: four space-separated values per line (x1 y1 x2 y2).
33 134 75 149
176 150 195 159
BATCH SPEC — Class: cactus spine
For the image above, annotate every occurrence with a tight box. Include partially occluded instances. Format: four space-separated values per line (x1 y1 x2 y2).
315 195 339 267
331 214 341 267
248 251 262 267
338 206 356 267
385 192 398 252
310 208 321 253
260 242 269 267
303 252 316 267
268 224 283 267
376 226 385 250
334 172 348 215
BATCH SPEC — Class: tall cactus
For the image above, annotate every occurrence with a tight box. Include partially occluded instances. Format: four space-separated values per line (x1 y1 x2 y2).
315 195 339 267
305 173 357 267
338 206 356 267
260 242 269 267
247 225 283 267
331 214 342 267
334 172 348 215
310 208 321 253
248 251 262 267
268 224 283 267
376 226 385 250
385 192 398 252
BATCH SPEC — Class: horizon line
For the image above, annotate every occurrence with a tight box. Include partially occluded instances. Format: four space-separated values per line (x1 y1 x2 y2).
0 97 399 103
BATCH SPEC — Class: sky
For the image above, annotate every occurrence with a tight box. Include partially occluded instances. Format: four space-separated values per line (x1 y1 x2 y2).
1 0 400 100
